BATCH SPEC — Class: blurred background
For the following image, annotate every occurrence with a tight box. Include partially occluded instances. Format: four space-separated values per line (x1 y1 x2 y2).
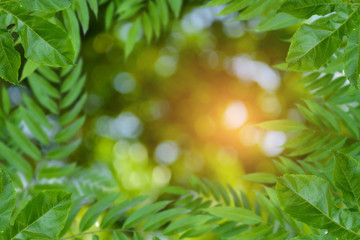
71 4 303 197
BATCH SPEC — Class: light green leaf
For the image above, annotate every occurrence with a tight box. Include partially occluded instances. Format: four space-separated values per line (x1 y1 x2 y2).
2 87 10 115
125 18 141 59
54 116 86 142
88 0 98 16
105 2 115 31
291 235 337 240
180 224 215 239
168 0 182 18
277 174 360 239
123 200 171 229
79 193 119 232
230 225 272 240
113 232 129 240
143 208 187 231
0 191 72 240
278 0 351 19
158 0 169 28
241 173 277 184
163 215 213 236
6 121 41 161
0 142 32 180
20 106 49 145
61 75 86 109
0 30 20 84
75 0 90 33
20 59 38 81
0 168 15 231
204 206 263 224
37 163 77 179
162 186 190 195
46 138 82 159
255 12 302 32
257 120 306 132
101 195 148 229
304 100 340 132
20 0 73 11
344 27 360 88
149 1 161 39
63 8 81 56
234 0 277 21
286 7 360 71
60 196 88 237
0 3 75 67
333 152 360 210
59 93 87 126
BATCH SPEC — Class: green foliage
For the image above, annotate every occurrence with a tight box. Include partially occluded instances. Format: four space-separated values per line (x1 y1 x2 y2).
2 0 360 239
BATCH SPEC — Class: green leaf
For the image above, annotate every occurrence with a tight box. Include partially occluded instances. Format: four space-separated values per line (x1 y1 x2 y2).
105 2 115 31
204 206 263 224
180 224 215 239
234 0 277 21
231 225 272 240
2 87 10 115
143 208 187 231
6 121 41 161
163 215 213 236
20 59 38 81
241 173 277 184
286 7 360 71
277 174 360 239
20 106 49 145
20 0 73 12
291 235 337 240
278 0 351 19
0 142 32 180
88 0 98 16
303 100 340 132
22 93 52 130
330 105 359 138
344 27 360 88
0 191 72 240
133 233 144 240
158 0 169 28
79 193 119 232
0 168 15 231
257 120 306 132
255 12 301 32
59 93 87 126
61 75 86 109
168 0 182 18
113 232 129 240
75 0 90 33
63 8 81 55
0 30 20 84
162 186 190 195
123 200 171 229
333 152 360 210
149 1 161 39
54 116 85 143
60 196 88 237
125 18 141 59
46 138 82 159
37 163 77 179
0 3 75 67
100 195 148 229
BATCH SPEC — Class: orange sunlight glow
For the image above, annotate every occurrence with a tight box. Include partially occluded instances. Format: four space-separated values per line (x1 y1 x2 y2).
223 101 248 129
